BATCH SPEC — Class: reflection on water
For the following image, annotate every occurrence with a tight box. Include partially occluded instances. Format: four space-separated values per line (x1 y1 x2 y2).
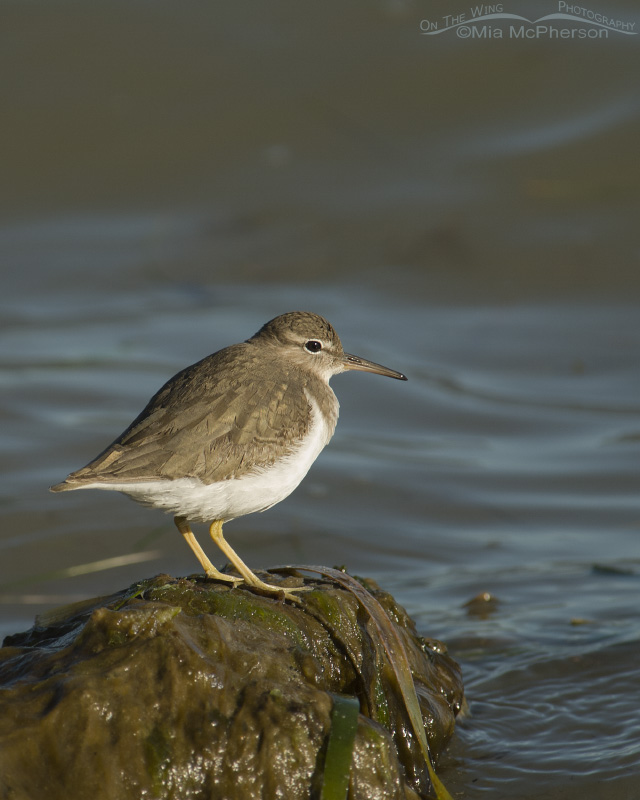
1 1 640 797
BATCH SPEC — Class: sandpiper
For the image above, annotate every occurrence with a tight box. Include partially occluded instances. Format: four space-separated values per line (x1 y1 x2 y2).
51 311 407 599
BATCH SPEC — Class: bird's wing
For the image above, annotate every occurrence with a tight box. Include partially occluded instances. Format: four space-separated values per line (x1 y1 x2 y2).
56 344 312 487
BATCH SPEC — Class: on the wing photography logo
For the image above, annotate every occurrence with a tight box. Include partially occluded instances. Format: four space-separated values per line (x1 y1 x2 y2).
420 1 637 39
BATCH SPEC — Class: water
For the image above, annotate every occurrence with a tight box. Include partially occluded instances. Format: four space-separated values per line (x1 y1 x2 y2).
1 2 639 797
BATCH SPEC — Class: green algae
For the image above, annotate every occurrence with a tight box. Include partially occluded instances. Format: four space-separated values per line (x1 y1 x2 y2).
0 571 463 800
321 694 360 800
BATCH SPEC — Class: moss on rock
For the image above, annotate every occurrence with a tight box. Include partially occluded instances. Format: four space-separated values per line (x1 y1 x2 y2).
0 571 463 799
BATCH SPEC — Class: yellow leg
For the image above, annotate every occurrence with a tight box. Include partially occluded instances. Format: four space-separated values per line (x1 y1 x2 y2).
208 519 310 602
174 516 241 584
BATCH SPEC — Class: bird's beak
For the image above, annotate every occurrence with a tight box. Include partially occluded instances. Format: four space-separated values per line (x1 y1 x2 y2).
342 353 407 381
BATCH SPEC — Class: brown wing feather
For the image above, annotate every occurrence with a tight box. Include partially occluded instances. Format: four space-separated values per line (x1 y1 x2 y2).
53 342 312 488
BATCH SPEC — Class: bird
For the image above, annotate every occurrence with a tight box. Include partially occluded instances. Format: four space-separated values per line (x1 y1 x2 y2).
51 311 407 600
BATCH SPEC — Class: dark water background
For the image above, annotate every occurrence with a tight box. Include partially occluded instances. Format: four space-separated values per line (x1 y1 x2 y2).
1 2 639 797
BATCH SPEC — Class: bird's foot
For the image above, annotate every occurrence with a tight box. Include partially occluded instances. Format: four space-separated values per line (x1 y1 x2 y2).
204 566 243 585
207 519 311 602
242 574 312 603
204 566 310 601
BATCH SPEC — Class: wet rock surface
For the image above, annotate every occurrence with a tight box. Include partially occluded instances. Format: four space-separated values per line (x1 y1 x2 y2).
0 571 463 800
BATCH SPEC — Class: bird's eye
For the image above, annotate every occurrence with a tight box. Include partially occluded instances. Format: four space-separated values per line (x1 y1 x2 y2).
304 340 323 353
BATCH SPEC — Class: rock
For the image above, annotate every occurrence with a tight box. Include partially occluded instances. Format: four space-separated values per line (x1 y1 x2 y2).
0 571 463 799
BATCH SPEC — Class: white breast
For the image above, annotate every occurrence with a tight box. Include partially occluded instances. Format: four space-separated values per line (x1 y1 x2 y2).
75 391 337 524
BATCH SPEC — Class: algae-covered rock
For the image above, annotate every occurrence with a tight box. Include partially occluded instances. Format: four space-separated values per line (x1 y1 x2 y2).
0 571 463 800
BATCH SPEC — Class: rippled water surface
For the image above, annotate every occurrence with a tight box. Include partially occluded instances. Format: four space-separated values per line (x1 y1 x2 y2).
1 2 639 797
